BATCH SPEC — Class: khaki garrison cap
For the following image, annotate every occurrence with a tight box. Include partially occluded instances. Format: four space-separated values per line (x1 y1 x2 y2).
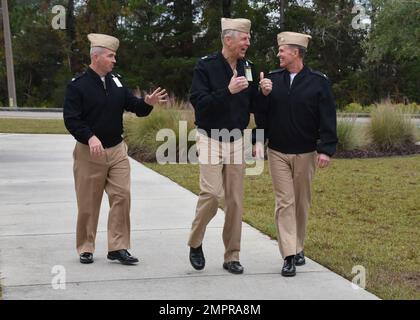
221 18 251 33
277 32 312 48
87 33 120 52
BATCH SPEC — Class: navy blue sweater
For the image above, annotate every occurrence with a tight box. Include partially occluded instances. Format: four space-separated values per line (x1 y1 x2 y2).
190 52 259 136
254 66 338 156
63 67 153 148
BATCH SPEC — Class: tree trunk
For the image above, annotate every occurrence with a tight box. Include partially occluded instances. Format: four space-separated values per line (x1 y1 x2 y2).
174 0 193 57
66 0 78 73
279 0 288 31
222 0 232 18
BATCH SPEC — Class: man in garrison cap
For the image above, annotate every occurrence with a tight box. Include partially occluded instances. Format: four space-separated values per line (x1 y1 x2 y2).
63 33 168 265
187 18 272 275
253 32 337 276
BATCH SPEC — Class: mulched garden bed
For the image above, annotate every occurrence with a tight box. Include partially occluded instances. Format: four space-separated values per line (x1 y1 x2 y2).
335 144 420 158
129 145 420 161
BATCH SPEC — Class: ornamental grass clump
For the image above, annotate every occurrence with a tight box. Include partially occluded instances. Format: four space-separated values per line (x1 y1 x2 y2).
368 102 416 152
124 103 195 162
337 117 361 151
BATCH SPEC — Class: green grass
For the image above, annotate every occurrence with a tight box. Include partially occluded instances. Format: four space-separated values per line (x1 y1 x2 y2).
145 156 420 300
0 118 68 134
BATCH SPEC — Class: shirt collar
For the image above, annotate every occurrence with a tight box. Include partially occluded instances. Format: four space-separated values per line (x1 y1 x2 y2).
87 67 111 87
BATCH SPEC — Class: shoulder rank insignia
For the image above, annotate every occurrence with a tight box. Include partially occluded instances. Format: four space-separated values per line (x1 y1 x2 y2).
71 72 85 82
310 69 329 80
201 53 217 60
268 68 285 75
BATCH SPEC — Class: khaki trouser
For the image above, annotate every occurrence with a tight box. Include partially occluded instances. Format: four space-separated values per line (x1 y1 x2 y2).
188 132 245 262
73 141 131 254
267 148 316 258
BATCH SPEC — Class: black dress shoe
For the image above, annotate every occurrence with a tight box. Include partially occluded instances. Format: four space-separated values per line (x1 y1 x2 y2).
107 249 139 265
281 255 296 277
80 252 93 264
294 251 306 266
189 245 205 270
223 261 244 274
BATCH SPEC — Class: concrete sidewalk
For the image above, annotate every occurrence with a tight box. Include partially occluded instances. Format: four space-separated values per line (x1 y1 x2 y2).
0 134 379 300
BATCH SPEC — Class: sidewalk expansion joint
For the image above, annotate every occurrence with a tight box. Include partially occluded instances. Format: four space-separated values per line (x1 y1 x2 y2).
0 227 224 238
3 270 330 289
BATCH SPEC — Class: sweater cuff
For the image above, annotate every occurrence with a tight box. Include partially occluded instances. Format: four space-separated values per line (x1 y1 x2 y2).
316 144 336 157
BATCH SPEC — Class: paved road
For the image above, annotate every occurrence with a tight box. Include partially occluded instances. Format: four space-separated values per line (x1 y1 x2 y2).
0 111 63 119
0 134 379 300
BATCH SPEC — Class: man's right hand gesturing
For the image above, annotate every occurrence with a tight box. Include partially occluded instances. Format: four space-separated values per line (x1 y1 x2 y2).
228 69 249 94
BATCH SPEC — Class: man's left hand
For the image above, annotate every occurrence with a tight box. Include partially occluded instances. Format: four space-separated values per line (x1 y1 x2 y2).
259 72 272 96
317 153 331 168
252 142 265 160
145 87 168 105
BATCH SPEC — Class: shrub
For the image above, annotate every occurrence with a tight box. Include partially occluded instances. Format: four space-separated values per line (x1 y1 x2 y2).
410 103 420 114
343 102 364 113
337 117 361 151
395 102 420 114
367 102 416 151
364 104 377 114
